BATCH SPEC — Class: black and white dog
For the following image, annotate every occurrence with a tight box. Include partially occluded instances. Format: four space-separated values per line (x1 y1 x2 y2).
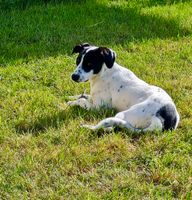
67 43 180 132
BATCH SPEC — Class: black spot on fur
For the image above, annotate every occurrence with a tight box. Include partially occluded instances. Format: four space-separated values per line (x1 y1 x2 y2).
154 98 160 103
117 85 124 92
156 104 177 131
104 122 110 127
142 109 145 112
117 85 123 92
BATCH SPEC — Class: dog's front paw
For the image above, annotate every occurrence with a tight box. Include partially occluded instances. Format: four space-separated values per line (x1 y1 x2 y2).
67 95 80 100
67 100 77 106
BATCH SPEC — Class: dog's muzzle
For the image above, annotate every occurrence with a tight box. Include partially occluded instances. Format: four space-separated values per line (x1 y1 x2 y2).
71 73 80 82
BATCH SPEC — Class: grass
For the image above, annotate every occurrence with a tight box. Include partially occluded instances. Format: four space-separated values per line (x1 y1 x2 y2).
0 0 192 199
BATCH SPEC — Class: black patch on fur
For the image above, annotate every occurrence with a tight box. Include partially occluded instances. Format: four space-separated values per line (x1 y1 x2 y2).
73 44 116 74
76 53 83 65
72 43 90 54
156 104 177 131
81 48 105 74
72 43 90 65
76 49 88 65
99 47 115 68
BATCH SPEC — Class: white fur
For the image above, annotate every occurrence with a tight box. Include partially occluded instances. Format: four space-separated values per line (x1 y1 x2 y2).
68 53 180 132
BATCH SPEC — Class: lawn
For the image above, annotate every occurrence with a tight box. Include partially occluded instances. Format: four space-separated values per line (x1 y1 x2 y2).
0 0 192 199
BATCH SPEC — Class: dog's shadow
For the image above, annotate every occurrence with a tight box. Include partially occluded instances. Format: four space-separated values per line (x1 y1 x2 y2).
15 104 159 141
15 105 116 135
15 106 85 135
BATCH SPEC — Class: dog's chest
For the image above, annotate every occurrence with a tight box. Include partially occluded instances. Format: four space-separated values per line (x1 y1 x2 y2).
90 80 112 106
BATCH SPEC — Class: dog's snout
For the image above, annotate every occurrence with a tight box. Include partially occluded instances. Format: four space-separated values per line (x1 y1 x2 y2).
71 74 80 82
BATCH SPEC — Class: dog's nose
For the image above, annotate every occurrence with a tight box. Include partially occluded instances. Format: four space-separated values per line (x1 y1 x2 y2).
71 74 80 82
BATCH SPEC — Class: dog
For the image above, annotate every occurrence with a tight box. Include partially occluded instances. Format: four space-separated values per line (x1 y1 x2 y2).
67 43 180 132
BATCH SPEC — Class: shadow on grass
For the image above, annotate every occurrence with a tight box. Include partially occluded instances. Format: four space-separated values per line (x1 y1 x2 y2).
15 106 116 135
91 126 152 140
0 0 85 11
1 0 190 11
0 0 191 65
15 107 85 134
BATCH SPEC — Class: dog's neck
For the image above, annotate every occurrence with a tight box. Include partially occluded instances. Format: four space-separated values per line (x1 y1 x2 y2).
89 62 148 91
89 63 115 86
90 62 133 83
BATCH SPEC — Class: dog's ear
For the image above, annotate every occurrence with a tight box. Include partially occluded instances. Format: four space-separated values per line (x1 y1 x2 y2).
99 47 116 68
72 43 90 54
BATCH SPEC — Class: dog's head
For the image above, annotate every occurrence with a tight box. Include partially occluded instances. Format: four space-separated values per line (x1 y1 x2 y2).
71 43 116 82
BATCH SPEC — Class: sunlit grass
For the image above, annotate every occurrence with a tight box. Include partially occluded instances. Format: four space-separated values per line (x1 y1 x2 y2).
0 0 191 199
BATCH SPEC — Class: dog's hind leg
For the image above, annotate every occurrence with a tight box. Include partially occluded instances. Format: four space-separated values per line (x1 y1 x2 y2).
82 116 163 132
81 117 140 132
142 116 163 132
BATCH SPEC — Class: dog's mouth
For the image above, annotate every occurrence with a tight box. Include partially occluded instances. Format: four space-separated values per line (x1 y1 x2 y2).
72 79 80 83
74 79 88 83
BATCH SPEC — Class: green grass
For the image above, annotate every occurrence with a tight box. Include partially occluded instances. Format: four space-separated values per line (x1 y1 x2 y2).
0 0 192 199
